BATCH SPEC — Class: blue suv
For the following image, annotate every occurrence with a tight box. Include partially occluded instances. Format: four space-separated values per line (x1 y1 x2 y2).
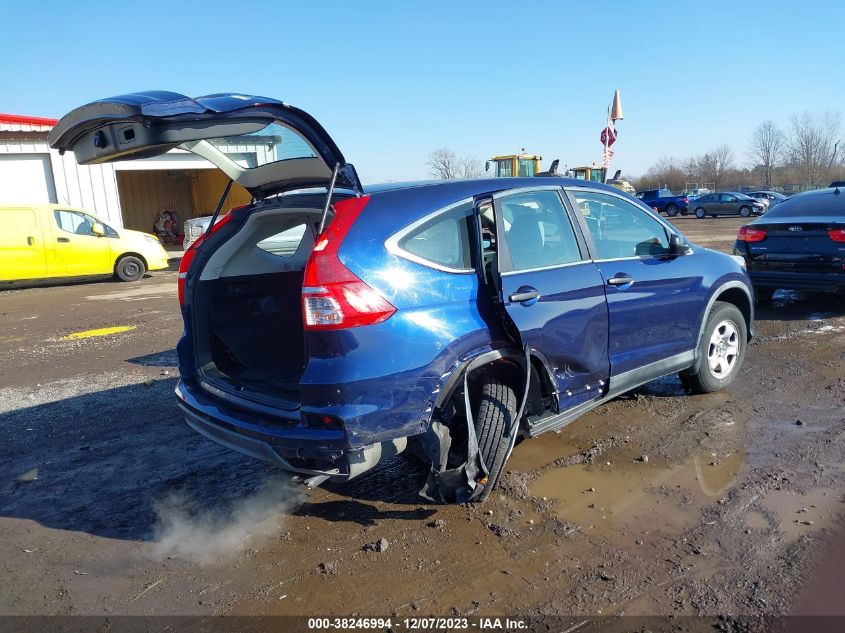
50 92 755 503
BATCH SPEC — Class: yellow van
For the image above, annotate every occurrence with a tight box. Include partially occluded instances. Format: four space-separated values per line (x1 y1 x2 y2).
0 204 170 283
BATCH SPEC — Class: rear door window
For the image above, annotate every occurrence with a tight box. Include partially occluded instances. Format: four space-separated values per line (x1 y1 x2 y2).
497 189 583 271
572 190 670 259
396 201 473 271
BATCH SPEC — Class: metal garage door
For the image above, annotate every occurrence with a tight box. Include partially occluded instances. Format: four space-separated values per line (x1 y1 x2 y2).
0 154 57 204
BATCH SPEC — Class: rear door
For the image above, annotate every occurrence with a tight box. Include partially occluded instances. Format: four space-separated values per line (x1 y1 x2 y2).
0 208 46 280
566 187 704 383
48 91 362 197
494 186 610 411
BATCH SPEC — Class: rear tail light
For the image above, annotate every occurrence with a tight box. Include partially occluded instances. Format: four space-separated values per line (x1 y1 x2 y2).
177 210 239 305
828 228 845 243
302 195 396 330
683 196 689 203
737 226 767 243
652 206 659 212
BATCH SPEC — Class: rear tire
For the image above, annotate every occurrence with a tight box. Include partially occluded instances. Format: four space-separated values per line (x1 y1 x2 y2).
679 301 747 394
115 255 146 282
666 204 679 217
695 207 706 219
473 373 518 502
739 206 751 217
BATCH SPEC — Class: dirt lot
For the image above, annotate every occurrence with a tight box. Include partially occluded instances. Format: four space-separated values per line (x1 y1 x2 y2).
1 216 844 628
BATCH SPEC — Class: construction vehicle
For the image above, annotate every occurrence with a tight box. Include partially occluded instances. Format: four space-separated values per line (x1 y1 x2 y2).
486 154 543 178
487 155 634 195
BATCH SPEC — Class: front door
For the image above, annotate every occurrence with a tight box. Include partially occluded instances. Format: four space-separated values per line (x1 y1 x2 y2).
566 188 705 385
51 209 112 275
494 187 610 411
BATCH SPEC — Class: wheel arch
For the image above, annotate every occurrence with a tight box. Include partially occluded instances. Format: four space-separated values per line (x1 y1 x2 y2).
690 281 754 370
113 251 148 273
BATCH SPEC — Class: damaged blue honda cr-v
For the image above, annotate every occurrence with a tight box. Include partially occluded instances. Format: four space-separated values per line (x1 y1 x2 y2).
50 92 755 502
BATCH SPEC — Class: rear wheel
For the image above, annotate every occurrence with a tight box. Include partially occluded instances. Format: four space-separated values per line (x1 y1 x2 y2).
739 206 751 217
472 372 518 502
114 255 146 282
666 203 679 217
679 301 747 394
695 207 706 219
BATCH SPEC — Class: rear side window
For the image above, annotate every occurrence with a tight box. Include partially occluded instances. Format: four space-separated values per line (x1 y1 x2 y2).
396 202 473 271
257 223 307 258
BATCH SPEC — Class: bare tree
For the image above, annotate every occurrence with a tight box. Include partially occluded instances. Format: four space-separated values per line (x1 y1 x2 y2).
698 145 734 190
748 120 785 188
787 111 842 184
427 148 484 179
427 148 459 179
458 155 484 179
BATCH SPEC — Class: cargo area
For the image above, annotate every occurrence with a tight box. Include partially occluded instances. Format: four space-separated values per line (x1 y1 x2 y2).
191 202 325 407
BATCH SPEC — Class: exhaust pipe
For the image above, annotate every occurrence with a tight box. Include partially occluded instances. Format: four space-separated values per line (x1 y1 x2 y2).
338 437 408 481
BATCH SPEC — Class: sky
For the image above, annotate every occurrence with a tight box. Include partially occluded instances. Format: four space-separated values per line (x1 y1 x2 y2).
2 0 843 181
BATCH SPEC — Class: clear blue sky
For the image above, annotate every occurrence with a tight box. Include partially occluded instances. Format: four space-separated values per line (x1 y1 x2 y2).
2 0 843 181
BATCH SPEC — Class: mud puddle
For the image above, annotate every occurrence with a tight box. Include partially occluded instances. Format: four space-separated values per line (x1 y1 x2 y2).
531 450 745 546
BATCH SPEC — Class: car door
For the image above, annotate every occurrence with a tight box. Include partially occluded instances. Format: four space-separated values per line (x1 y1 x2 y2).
48 91 362 198
720 193 737 215
51 209 113 275
493 186 610 411
0 207 47 281
565 188 705 387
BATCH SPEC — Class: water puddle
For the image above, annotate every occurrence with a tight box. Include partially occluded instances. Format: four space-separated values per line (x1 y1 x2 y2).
531 451 745 544
758 487 844 543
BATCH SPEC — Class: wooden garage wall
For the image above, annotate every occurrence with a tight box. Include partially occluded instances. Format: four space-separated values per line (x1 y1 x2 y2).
116 170 194 232
191 169 251 216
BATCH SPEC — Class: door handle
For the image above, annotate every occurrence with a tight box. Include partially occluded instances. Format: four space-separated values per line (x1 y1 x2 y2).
57 237 70 243
27 236 34 246
607 274 634 286
509 288 541 303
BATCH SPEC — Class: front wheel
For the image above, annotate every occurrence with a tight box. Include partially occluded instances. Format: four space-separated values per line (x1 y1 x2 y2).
679 301 747 393
472 373 518 502
114 255 146 282
695 207 706 219
666 204 679 217
739 206 751 217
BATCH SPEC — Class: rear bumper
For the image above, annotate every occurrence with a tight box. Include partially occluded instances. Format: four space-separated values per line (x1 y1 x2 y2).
175 380 406 480
748 269 845 293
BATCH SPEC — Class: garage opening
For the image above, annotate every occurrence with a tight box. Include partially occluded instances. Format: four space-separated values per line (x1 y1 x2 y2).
115 167 251 240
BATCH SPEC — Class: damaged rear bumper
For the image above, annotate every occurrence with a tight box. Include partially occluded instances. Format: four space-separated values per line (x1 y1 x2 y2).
175 380 406 481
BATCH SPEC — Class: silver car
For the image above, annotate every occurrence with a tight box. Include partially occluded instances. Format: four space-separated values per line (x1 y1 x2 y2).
747 191 787 209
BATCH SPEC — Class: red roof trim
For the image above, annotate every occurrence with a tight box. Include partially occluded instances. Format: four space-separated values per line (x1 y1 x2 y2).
0 113 58 126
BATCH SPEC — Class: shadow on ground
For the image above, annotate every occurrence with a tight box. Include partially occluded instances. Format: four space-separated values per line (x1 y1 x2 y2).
0 377 434 541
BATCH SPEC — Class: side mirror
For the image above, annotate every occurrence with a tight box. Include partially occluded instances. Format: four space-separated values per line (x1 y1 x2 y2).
485 161 491 172
91 222 105 237
668 233 692 256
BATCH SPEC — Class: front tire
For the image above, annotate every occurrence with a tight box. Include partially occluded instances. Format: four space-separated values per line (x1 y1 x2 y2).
679 301 747 394
473 373 518 502
695 207 706 219
666 204 679 217
115 255 146 282
739 206 751 217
